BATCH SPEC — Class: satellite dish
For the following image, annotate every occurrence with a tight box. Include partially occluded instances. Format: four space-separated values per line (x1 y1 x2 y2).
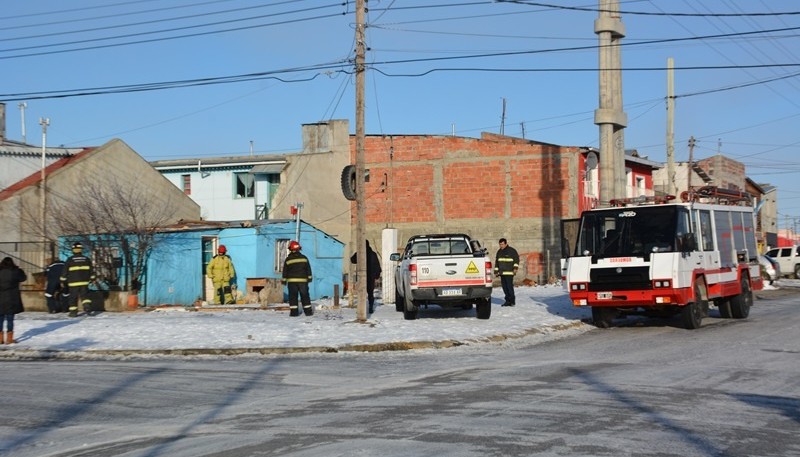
586 152 598 170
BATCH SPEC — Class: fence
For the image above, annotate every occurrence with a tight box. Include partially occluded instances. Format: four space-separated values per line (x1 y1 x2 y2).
0 241 56 289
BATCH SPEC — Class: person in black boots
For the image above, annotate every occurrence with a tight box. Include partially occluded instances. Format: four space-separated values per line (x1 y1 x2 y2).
350 240 382 314
282 240 313 316
494 238 519 306
60 242 96 317
44 257 67 313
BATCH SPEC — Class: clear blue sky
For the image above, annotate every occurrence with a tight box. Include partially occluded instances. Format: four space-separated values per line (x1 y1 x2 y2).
2 1 799 229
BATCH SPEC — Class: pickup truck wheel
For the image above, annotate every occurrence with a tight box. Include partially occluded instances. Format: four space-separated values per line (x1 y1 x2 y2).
475 298 491 319
730 278 752 319
394 287 403 312
403 293 418 320
794 264 800 280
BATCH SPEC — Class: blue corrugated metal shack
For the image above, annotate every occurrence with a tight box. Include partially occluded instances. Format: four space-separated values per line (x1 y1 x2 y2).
143 219 343 306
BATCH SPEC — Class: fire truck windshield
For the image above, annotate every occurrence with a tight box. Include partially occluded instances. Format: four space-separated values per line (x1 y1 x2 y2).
576 206 681 258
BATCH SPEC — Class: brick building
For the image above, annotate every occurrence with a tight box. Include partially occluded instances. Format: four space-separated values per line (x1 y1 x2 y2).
352 132 589 283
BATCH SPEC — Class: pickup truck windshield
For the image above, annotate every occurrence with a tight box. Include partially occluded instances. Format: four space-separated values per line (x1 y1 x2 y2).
406 239 471 257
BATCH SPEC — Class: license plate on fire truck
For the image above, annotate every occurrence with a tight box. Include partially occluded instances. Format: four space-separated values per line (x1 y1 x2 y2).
596 292 613 300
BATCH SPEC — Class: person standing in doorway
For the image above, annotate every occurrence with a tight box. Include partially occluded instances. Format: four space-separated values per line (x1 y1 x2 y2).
60 242 95 317
206 245 236 305
282 240 313 316
0 257 27 344
494 238 519 307
350 240 382 314
44 257 67 313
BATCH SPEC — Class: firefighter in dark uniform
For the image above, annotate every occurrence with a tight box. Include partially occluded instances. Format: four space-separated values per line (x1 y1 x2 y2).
60 242 96 317
494 238 519 306
282 240 313 316
44 258 67 313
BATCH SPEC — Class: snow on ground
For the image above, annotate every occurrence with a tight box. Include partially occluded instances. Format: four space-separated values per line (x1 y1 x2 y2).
4 285 586 353
3 280 788 356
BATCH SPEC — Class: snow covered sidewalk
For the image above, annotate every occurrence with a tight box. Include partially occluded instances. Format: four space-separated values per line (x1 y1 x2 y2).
1 285 590 358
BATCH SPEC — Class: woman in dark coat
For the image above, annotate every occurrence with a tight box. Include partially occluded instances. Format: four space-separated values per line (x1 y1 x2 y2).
0 256 27 344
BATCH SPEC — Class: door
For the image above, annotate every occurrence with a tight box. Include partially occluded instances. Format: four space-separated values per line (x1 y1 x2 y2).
202 237 217 303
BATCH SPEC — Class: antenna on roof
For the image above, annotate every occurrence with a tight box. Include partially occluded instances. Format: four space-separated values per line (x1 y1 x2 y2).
18 102 27 143
249 140 254 156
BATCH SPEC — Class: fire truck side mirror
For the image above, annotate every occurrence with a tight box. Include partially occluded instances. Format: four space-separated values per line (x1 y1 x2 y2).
677 233 697 252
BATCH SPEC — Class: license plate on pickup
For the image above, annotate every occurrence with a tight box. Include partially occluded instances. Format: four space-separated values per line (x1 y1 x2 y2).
441 288 463 297
596 292 613 300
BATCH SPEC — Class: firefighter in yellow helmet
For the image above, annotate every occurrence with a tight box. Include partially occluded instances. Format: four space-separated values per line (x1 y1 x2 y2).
206 244 236 304
282 240 313 316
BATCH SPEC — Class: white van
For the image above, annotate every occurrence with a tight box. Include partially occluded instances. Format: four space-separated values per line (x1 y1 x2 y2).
765 246 800 279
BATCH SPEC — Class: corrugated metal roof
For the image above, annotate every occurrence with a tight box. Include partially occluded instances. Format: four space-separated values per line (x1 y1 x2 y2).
249 163 284 174
150 154 288 170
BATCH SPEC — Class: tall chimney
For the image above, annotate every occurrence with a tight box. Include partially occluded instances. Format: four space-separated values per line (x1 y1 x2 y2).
0 102 6 144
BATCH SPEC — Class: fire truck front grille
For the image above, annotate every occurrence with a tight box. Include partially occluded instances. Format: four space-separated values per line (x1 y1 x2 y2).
589 266 651 291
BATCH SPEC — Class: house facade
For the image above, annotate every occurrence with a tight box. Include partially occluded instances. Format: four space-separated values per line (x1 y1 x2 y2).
142 220 343 305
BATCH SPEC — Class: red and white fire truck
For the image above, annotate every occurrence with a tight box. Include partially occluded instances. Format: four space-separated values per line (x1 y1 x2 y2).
562 187 762 329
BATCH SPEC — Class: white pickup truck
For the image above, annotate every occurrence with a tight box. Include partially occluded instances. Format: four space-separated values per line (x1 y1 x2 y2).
389 233 493 320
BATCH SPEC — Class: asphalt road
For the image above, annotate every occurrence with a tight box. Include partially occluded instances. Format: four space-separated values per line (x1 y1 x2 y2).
2 286 798 457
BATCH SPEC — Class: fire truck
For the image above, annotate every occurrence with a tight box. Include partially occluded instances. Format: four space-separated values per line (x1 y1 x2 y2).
562 186 762 329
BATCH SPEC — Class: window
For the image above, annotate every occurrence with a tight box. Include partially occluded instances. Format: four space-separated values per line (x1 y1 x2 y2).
234 172 255 199
275 239 290 273
182 174 191 195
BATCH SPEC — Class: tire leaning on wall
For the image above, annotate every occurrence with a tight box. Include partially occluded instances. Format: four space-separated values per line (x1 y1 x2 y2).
341 165 357 201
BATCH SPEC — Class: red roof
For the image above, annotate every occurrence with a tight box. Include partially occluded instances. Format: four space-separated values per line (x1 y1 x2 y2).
0 147 95 201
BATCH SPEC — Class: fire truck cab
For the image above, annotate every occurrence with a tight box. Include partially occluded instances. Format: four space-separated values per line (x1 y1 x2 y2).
563 187 762 329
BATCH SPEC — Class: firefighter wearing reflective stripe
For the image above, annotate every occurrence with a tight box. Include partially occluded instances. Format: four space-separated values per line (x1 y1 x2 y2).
494 238 519 307
282 240 313 316
60 242 95 317
206 245 236 305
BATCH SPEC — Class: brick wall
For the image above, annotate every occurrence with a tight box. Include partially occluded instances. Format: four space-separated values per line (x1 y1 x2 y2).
351 133 582 283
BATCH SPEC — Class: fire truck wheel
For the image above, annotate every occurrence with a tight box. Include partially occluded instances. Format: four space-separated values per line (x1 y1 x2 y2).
717 299 733 319
682 283 706 329
730 279 752 319
591 307 616 328
476 298 491 319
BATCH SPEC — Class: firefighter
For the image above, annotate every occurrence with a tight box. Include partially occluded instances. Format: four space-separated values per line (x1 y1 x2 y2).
60 242 96 317
44 257 67 313
282 240 313 316
206 245 236 305
494 238 519 307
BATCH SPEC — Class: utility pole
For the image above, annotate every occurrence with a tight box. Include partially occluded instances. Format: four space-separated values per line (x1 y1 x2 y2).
354 0 368 322
500 97 506 135
39 117 50 266
666 58 675 196
688 136 696 199
595 0 628 205
18 102 27 143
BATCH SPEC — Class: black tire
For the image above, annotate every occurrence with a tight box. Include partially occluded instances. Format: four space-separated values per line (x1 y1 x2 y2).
717 299 732 319
394 286 404 312
730 278 752 319
591 307 615 328
341 165 357 201
403 292 418 320
794 264 800 280
476 298 491 319
682 283 705 329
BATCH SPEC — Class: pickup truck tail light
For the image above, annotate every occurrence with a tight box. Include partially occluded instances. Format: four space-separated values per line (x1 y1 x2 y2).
485 261 492 283
409 263 417 285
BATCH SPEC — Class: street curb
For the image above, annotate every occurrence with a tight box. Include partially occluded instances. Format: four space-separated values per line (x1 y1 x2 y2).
0 321 590 360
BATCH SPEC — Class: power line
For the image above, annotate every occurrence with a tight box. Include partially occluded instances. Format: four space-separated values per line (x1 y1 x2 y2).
497 1 800 17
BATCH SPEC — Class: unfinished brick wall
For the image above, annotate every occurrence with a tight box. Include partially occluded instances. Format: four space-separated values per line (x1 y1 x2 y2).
350 133 581 283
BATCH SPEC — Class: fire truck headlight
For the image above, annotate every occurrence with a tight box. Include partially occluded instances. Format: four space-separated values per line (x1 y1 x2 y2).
573 299 587 306
570 283 587 291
